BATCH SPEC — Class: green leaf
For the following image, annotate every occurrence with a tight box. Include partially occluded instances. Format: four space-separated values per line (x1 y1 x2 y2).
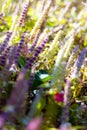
33 70 52 87
18 56 26 68
36 97 46 116
84 35 87 47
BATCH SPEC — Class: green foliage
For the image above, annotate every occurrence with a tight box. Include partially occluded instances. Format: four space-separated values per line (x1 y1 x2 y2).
18 56 26 68
33 70 52 88
0 0 87 130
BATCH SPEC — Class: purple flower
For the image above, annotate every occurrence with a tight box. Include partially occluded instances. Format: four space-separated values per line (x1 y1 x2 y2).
0 46 11 67
14 36 24 65
0 111 10 129
5 46 16 67
59 123 72 130
76 49 87 71
0 32 12 54
24 37 48 70
28 30 40 54
73 45 79 53
19 1 30 26
26 117 42 130
33 37 48 57
71 49 86 79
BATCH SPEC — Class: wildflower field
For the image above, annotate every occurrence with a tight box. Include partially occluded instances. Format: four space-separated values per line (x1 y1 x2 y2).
0 0 87 130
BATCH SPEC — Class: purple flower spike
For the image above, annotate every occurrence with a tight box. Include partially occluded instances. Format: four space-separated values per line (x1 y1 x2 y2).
73 45 79 53
14 36 24 65
33 37 48 58
0 46 11 67
28 30 40 54
28 73 35 87
66 45 79 69
76 49 87 71
0 112 9 129
24 37 48 70
4 46 16 72
71 49 87 79
24 57 35 70
0 32 12 54
19 1 30 26
61 78 71 124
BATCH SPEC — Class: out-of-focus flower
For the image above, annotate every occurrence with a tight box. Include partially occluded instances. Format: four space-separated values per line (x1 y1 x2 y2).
59 122 72 130
26 117 42 130
71 49 86 79
54 92 64 102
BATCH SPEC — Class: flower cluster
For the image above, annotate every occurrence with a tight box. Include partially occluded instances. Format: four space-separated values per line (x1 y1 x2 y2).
14 36 25 65
18 1 30 26
0 46 11 67
71 49 87 79
24 37 48 70
30 0 53 40
66 45 79 70
28 30 40 53
0 32 12 54
0 0 87 130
